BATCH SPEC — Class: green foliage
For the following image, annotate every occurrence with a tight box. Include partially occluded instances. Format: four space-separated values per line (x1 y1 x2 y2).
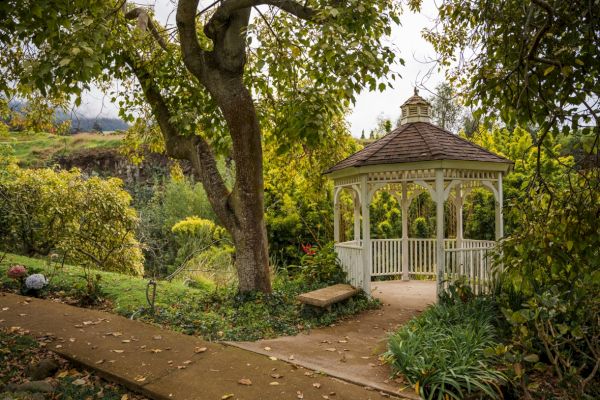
427 0 599 137
263 120 358 265
466 126 574 236
0 167 143 276
410 216 430 239
463 189 494 240
496 179 600 398
385 294 508 400
298 243 347 286
136 176 220 276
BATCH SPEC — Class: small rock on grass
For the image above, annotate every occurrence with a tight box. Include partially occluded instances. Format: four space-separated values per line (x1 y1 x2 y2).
26 358 59 380
6 380 54 393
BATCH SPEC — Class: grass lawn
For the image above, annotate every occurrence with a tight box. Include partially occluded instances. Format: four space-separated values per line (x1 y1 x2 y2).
0 131 122 167
1 253 379 342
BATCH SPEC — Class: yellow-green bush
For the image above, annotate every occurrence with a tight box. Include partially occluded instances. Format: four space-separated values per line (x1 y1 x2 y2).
0 167 143 275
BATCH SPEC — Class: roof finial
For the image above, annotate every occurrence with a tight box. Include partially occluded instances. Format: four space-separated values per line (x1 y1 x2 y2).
414 87 419 96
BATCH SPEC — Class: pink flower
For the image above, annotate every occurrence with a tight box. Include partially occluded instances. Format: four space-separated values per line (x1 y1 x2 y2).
7 264 27 279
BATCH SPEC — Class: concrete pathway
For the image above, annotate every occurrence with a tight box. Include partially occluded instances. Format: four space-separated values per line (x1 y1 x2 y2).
0 292 398 400
229 281 436 399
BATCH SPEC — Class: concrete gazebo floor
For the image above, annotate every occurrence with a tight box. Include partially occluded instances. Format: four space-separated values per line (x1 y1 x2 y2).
229 280 436 398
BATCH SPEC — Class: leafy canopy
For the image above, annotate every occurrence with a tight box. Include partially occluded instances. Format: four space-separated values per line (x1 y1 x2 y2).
0 0 402 153
425 0 599 136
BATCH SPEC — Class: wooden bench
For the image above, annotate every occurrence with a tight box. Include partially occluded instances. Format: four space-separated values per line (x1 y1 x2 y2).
297 284 359 311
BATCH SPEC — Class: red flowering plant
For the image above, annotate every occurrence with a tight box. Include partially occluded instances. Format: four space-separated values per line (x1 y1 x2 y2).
7 264 27 279
7 264 28 292
301 243 317 256
299 243 346 286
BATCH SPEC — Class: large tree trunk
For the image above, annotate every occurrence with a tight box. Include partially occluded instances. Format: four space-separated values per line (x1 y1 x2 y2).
207 74 272 293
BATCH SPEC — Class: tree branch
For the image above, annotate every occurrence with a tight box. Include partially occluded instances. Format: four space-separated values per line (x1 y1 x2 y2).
124 54 235 231
124 7 169 51
175 0 207 79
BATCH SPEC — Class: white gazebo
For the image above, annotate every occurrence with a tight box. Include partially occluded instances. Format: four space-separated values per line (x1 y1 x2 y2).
325 90 512 297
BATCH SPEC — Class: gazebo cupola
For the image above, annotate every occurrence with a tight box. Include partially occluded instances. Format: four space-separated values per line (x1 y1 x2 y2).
399 88 433 124
325 90 513 298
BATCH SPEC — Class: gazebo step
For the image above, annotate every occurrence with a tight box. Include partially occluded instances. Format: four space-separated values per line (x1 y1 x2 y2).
297 284 359 308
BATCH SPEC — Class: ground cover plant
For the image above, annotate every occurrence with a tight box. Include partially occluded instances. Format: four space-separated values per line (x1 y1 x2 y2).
0 327 147 400
0 252 379 342
384 283 508 400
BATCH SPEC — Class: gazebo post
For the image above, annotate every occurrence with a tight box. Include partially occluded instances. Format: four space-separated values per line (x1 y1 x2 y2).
360 174 371 294
435 169 445 298
333 194 340 243
455 184 463 248
401 182 409 281
495 172 504 240
353 190 361 243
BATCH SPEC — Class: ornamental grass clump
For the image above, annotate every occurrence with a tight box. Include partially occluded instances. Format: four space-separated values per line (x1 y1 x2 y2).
384 295 508 400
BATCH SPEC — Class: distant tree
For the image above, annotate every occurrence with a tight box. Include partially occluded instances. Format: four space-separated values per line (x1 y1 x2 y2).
92 120 102 133
370 114 392 139
428 82 463 132
360 130 365 140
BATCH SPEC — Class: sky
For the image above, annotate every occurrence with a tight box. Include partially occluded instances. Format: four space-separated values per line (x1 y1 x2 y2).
77 0 442 137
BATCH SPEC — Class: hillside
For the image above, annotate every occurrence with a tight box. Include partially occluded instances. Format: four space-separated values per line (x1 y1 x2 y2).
1 131 123 167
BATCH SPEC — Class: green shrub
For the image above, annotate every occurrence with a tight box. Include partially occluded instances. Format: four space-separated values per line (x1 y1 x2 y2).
0 167 143 276
298 243 347 285
495 181 600 398
384 294 508 400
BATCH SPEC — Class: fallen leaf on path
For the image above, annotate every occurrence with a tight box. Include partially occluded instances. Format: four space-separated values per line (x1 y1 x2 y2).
221 395 234 400
153 335 162 340
150 349 162 353
121 395 129 400
57 371 69 378
72 378 86 386
297 391 304 399
268 356 277 361
183 360 192 365
270 373 282 379
121 340 131 343
325 348 336 352
269 381 280 386
313 383 322 389
109 332 123 337
112 349 124 353
264 346 271 351
95 360 105 365
134 375 146 382
238 378 252 386
289 355 295 360
194 347 207 353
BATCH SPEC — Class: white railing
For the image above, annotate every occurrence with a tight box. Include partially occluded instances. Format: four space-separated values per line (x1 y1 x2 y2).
371 239 401 276
336 238 496 288
444 246 495 295
334 241 363 288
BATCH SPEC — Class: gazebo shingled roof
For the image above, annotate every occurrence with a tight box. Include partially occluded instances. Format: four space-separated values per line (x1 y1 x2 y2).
325 122 512 173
